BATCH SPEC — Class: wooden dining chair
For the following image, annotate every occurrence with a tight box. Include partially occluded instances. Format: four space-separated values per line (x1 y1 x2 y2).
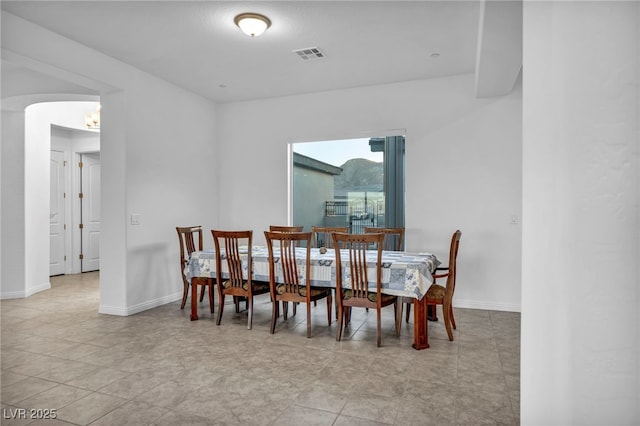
268 226 307 310
333 232 400 347
364 226 405 251
311 226 348 313
269 225 304 232
311 226 348 249
264 231 332 337
211 230 269 329
270 226 305 251
404 230 461 341
362 227 405 313
176 226 214 312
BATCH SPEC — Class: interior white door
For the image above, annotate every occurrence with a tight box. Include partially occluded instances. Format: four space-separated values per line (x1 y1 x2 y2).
50 150 66 276
81 153 101 272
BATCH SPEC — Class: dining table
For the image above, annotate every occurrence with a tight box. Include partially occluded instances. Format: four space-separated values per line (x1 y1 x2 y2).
184 246 440 350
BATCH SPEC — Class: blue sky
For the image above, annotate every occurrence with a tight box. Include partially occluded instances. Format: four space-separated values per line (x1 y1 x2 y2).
292 138 383 167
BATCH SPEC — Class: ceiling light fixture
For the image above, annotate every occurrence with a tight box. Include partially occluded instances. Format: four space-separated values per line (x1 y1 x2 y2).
234 13 271 37
85 103 101 130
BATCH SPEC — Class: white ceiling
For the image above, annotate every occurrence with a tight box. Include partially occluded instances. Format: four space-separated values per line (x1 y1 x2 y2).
1 1 522 103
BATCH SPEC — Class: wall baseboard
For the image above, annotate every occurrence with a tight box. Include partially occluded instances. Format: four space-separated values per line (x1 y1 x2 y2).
454 298 521 313
99 292 183 316
0 281 51 300
4 286 518 315
94 294 520 315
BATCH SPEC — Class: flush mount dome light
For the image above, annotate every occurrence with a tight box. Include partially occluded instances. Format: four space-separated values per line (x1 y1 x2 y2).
234 13 271 37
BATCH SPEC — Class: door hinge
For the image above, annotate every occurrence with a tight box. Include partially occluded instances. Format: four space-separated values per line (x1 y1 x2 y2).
79 223 84 229
79 254 84 260
64 255 67 261
64 160 67 167
64 224 66 230
64 192 66 198
79 192 84 199
79 161 83 168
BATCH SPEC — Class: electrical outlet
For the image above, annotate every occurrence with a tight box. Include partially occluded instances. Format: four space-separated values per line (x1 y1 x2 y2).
131 214 141 225
510 214 518 224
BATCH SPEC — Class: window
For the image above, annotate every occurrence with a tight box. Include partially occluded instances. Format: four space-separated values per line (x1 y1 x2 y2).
291 135 405 240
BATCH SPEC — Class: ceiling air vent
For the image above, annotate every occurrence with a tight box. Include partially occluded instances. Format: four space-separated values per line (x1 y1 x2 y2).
293 47 326 61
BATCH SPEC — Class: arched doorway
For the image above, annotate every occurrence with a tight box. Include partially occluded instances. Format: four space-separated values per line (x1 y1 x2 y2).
1 96 101 300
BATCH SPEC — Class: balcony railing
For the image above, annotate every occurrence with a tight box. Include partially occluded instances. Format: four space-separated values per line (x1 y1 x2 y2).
324 200 383 234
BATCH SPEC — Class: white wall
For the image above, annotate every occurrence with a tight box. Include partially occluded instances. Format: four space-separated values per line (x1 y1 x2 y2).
1 13 219 313
120 80 218 314
0 110 26 297
522 2 639 424
217 74 523 312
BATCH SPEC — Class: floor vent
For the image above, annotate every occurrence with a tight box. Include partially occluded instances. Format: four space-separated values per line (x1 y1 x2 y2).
293 47 326 61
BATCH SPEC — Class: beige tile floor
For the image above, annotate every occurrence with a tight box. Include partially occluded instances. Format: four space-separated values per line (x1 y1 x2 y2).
1 272 520 425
